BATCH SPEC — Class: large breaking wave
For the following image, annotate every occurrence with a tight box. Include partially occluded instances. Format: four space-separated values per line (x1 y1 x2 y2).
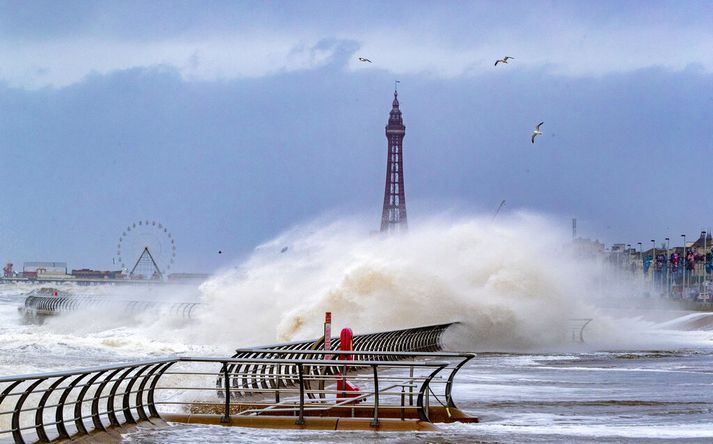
192 212 666 351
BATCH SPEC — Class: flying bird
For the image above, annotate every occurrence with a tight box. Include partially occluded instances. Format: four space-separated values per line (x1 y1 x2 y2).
494 56 514 66
358 57 372 63
531 122 544 144
280 246 289 253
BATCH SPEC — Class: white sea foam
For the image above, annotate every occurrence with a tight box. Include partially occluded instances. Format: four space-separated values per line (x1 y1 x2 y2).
0 283 212 374
469 421 713 439
187 212 694 351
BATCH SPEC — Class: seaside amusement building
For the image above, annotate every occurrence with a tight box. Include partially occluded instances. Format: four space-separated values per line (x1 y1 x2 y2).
380 89 408 233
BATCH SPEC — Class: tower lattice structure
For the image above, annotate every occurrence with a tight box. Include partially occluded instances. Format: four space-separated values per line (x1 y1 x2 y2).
380 90 408 233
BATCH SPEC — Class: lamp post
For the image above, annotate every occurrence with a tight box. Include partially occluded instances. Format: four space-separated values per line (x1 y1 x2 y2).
665 237 670 298
651 239 656 293
682 234 687 297
702 231 707 288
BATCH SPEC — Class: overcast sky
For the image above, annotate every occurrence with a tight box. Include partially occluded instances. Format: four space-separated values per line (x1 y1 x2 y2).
1 0 712 272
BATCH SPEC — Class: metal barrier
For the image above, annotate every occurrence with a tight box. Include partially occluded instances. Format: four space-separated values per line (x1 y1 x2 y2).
567 318 593 343
162 355 466 424
0 352 474 443
0 358 175 444
220 350 475 411
20 296 201 321
239 322 455 356
220 323 456 405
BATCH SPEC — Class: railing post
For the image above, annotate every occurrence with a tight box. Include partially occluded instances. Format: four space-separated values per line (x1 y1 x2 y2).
221 362 231 423
36 376 69 443
107 367 136 427
12 378 46 444
445 354 475 408
91 369 122 431
409 363 414 406
425 386 430 418
296 363 305 425
122 364 153 424
136 362 166 421
74 372 105 434
371 365 380 427
56 373 88 439
400 386 405 420
416 364 446 422
341 363 347 399
147 362 175 418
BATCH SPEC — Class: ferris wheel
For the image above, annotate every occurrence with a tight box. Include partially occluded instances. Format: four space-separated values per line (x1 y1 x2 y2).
116 220 176 279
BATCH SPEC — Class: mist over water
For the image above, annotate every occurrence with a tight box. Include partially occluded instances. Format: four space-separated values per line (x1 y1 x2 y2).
0 283 207 374
3 211 710 373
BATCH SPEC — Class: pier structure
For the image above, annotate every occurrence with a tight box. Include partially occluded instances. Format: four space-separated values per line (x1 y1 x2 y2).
380 89 408 233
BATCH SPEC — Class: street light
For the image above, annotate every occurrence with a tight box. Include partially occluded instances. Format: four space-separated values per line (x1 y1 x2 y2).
682 234 687 297
637 242 643 281
703 231 708 252
651 239 656 293
665 237 670 297
702 231 708 290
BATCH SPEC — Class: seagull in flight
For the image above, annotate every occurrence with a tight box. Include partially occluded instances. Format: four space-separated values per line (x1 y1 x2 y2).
531 122 544 144
494 56 514 66
358 57 372 63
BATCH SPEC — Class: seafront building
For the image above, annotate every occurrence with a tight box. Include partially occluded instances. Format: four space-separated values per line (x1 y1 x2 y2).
599 231 713 301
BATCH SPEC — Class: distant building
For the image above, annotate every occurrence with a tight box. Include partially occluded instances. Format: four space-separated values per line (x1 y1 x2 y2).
572 238 605 258
23 262 70 279
71 269 125 280
611 243 627 253
690 232 713 252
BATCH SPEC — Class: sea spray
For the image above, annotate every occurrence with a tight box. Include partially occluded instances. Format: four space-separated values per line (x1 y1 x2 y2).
1 212 709 376
192 212 630 350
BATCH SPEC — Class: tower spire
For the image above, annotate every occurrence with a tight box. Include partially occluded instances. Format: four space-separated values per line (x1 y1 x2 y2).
380 88 408 233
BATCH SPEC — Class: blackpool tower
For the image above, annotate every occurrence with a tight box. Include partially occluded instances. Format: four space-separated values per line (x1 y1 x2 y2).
380 89 408 233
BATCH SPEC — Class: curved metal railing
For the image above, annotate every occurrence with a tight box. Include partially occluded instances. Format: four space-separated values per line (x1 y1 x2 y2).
221 322 455 401
567 318 593 342
163 355 464 424
0 358 175 444
20 295 201 321
223 349 475 410
0 351 474 443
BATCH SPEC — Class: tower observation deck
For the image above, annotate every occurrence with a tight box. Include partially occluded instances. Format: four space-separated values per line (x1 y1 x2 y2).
380 90 408 233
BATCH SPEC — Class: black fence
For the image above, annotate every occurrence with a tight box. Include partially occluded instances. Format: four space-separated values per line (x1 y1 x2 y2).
20 295 200 321
0 351 474 443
